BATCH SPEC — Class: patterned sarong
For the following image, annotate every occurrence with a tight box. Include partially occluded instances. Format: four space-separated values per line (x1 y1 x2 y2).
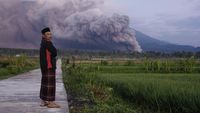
40 69 56 101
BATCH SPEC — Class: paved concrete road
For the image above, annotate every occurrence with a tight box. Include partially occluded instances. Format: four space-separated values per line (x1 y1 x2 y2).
0 59 69 113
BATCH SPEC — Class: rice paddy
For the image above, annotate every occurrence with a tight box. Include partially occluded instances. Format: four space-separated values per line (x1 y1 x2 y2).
62 57 200 113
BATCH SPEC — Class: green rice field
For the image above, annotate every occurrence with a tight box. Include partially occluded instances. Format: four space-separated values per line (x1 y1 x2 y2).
0 55 39 80
62 58 200 113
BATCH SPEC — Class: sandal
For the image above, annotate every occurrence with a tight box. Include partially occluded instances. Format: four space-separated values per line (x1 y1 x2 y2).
40 101 49 107
47 102 61 108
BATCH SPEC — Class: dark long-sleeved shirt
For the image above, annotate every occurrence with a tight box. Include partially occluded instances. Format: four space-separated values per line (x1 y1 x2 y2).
40 38 57 71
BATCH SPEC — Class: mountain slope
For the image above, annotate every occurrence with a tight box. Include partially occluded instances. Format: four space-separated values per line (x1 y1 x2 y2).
135 30 200 52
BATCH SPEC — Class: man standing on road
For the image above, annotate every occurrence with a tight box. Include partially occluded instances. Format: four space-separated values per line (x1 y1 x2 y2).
39 27 60 108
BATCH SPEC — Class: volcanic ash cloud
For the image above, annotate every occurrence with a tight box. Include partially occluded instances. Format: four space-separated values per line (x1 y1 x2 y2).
0 0 142 52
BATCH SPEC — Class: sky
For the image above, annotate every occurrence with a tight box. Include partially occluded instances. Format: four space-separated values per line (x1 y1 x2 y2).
105 0 200 47
18 0 200 47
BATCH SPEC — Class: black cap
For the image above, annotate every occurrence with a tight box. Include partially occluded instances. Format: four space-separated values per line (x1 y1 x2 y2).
41 27 50 34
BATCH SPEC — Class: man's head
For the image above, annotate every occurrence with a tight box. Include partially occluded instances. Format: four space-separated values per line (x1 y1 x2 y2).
41 27 52 41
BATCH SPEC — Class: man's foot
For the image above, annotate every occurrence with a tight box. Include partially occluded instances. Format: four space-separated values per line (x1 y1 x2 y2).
40 101 49 107
47 101 61 108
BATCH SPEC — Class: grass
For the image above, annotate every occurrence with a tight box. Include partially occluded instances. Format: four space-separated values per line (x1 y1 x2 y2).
0 55 39 80
62 63 137 113
62 58 200 113
98 73 200 113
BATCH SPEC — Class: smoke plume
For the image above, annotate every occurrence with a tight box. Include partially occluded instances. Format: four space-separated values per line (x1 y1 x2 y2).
0 0 142 52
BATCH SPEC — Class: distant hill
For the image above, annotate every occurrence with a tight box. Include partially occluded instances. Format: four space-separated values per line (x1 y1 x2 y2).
1 29 199 53
135 30 200 53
